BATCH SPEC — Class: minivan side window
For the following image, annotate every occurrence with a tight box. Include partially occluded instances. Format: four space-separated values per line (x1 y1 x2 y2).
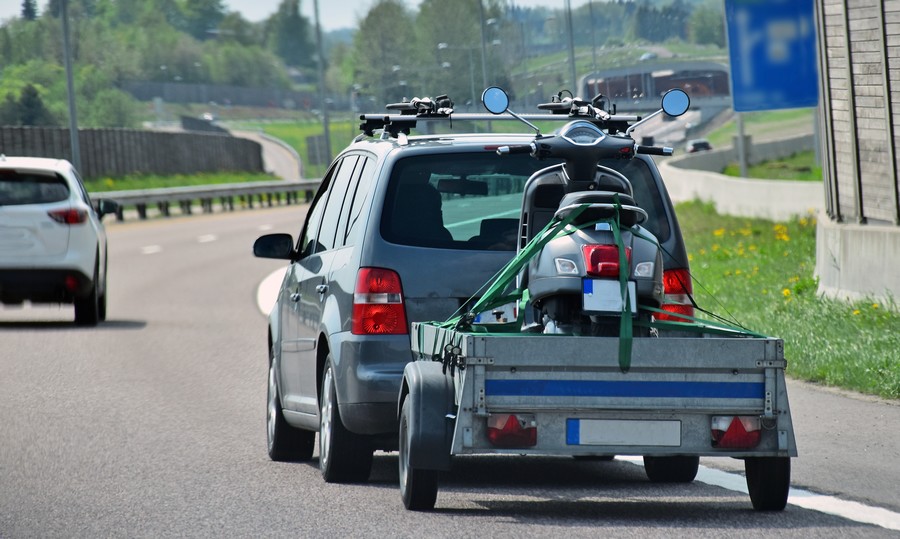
341 156 376 247
315 155 358 252
298 166 335 258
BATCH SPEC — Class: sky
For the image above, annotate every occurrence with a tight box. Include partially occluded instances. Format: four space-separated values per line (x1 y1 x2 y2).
0 0 582 31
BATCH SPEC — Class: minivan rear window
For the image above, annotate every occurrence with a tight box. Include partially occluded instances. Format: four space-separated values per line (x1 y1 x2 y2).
0 172 69 206
381 152 561 251
381 152 670 250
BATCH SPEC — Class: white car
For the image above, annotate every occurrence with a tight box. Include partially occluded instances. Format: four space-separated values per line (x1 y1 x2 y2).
0 156 118 325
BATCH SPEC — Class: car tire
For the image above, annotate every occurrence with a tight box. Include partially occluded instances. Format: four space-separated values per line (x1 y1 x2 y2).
319 359 373 483
267 356 315 462
399 398 438 510
74 258 100 326
643 455 699 483
98 251 108 322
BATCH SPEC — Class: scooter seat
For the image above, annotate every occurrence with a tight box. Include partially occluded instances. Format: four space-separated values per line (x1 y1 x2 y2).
554 191 647 227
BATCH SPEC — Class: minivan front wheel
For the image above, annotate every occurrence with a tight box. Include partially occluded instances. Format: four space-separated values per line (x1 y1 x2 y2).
267 358 315 461
319 359 373 483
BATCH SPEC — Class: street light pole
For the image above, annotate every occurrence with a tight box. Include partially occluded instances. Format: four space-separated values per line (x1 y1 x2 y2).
61 0 81 171
312 0 332 167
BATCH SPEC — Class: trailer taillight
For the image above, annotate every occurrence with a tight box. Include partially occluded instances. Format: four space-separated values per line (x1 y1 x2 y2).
711 416 761 449
351 268 408 335
659 268 694 322
487 414 537 448
582 245 631 278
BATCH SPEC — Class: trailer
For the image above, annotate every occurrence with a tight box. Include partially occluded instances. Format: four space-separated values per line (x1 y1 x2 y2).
398 322 797 511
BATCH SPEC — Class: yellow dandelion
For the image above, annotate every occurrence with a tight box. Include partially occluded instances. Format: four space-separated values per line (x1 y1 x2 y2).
853 309 861 315
872 303 880 309
712 244 720 252
749 244 757 251
735 269 743 275
799 217 808 226
713 228 726 237
688 254 694 262
782 288 791 297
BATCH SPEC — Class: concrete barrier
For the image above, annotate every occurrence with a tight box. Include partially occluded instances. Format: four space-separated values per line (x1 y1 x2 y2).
658 133 823 221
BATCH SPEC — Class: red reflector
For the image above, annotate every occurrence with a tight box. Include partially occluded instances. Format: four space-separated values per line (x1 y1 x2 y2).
351 268 407 335
659 268 695 322
487 414 537 448
48 208 88 224
582 245 631 278
64 275 80 292
711 416 761 449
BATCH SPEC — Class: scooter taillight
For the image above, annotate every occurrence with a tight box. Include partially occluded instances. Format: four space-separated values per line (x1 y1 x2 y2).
582 245 631 278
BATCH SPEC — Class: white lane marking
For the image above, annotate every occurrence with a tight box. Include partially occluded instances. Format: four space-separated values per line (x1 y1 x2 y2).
257 267 287 316
619 456 900 531
258 224 273 231
141 245 162 255
445 209 519 229
197 234 217 243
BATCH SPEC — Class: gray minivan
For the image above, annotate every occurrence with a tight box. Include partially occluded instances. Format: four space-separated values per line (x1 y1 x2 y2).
253 129 690 483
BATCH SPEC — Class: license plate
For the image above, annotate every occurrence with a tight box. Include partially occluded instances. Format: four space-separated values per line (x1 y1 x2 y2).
567 419 682 446
582 279 636 314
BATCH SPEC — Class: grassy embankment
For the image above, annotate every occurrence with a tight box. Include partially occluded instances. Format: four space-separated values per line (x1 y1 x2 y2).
677 200 899 399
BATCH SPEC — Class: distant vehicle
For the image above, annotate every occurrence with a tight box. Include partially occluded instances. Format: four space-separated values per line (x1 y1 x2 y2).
639 52 658 61
0 156 118 325
685 138 713 153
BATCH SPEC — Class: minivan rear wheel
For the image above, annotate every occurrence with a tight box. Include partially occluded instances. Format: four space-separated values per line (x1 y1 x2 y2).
319 359 373 483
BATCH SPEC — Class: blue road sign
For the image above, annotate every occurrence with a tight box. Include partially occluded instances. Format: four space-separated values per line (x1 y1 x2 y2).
725 0 819 112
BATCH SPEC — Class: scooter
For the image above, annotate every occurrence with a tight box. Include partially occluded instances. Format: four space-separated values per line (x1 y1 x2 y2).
481 87 690 336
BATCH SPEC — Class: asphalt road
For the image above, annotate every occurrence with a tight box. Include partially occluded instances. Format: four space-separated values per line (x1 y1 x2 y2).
1 207 899 538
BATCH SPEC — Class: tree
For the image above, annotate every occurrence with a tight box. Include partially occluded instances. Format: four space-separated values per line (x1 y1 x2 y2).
0 84 57 126
353 0 417 105
265 0 314 69
21 0 37 21
180 0 226 40
689 2 725 48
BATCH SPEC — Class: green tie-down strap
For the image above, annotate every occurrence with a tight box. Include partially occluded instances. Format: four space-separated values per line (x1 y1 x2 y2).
419 197 765 374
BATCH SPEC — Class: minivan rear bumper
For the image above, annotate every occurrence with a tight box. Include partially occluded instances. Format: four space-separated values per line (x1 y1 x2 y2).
332 332 415 435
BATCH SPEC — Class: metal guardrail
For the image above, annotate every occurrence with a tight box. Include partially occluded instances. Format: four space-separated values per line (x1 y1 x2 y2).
98 179 321 221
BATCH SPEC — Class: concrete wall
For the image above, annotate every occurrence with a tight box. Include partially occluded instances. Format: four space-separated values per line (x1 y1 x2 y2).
814 0 900 305
658 133 823 221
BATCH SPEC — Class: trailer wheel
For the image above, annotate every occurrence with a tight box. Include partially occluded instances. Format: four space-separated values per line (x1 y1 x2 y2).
745 457 790 511
399 398 438 510
643 455 699 483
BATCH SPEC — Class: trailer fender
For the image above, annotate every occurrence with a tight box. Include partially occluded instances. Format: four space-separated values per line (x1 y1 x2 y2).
398 361 455 471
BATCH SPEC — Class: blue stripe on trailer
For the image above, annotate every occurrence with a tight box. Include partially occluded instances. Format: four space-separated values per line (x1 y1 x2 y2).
566 418 580 444
485 380 765 399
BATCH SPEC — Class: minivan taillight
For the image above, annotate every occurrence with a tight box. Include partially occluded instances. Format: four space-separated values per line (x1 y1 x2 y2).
658 268 694 322
48 208 88 224
351 268 408 335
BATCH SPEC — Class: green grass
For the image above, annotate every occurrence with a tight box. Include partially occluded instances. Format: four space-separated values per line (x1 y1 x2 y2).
677 200 900 399
722 150 822 181
83 171 275 193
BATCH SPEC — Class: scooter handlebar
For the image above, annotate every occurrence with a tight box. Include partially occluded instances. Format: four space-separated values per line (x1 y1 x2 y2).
496 144 534 155
635 145 673 156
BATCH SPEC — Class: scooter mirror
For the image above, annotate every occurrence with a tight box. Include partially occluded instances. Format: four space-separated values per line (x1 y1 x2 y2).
482 87 510 115
661 89 690 117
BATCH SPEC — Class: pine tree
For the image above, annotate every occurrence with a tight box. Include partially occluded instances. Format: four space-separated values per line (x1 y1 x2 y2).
21 0 38 21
